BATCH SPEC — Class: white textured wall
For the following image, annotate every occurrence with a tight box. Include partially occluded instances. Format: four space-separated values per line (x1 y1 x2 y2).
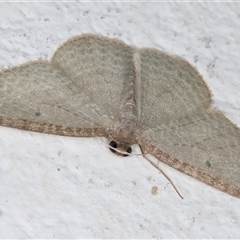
0 2 240 238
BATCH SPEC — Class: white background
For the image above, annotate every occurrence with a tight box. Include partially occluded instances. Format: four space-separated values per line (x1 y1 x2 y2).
0 2 240 238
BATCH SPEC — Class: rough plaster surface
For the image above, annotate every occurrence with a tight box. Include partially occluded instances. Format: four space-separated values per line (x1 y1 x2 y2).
0 2 240 238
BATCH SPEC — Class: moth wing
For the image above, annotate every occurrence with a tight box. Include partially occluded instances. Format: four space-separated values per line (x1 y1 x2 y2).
139 48 211 128
51 34 134 119
0 61 108 136
140 112 240 198
0 35 134 136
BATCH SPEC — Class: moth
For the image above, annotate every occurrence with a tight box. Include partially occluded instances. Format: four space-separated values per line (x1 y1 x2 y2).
0 34 240 198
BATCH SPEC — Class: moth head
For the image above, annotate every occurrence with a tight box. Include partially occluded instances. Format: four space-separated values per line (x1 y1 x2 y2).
109 140 132 157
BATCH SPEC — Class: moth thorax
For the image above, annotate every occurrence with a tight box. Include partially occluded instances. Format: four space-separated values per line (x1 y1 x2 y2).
112 114 137 144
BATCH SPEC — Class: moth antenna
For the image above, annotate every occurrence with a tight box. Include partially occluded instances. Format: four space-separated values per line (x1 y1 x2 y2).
101 137 183 198
139 145 184 199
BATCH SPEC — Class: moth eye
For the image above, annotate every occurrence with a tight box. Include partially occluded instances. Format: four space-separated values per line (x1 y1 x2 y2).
109 140 117 153
123 147 132 157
